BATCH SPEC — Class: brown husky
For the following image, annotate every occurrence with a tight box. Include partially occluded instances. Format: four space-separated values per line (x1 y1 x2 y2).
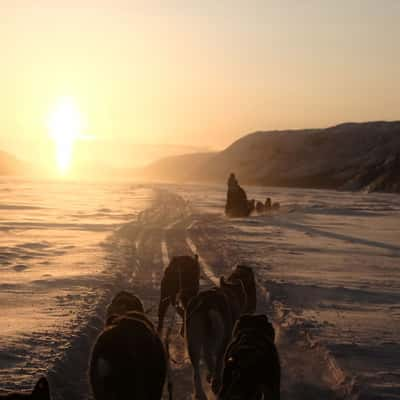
218 314 280 400
157 254 200 334
0 378 50 400
186 277 248 400
90 295 166 400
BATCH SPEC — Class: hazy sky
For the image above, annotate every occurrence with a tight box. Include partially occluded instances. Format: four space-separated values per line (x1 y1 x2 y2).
1 0 399 167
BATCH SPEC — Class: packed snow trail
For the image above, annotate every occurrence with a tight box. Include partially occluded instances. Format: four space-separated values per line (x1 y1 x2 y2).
43 189 352 400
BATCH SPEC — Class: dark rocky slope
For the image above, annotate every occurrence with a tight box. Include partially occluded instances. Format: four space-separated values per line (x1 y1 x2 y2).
140 121 400 193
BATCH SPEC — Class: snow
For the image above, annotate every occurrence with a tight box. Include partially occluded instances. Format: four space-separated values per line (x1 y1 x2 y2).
176 183 400 399
0 178 399 399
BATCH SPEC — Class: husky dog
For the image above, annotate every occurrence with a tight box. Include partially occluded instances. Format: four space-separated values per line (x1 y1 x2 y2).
186 277 247 400
157 254 200 334
226 265 257 314
106 290 144 321
218 314 280 400
255 201 265 214
272 202 280 210
90 297 166 400
0 378 50 399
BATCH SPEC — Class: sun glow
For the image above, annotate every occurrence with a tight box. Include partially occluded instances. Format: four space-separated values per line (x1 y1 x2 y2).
47 97 85 174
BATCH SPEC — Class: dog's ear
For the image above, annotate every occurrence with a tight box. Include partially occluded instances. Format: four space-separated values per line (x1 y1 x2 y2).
254 314 269 324
111 290 130 303
32 377 50 399
234 314 275 340
235 314 254 331
108 292 144 316
253 315 275 342
263 320 276 342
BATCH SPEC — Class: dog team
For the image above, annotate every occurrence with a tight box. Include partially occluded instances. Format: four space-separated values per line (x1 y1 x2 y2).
0 254 280 400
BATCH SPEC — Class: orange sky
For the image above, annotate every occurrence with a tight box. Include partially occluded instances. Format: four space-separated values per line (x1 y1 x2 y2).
1 1 399 170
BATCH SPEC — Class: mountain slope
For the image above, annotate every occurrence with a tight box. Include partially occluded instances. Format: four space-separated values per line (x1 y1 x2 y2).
140 121 400 192
138 152 215 182
200 121 400 191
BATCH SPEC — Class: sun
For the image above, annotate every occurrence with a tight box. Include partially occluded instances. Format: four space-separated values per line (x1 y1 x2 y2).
47 97 84 174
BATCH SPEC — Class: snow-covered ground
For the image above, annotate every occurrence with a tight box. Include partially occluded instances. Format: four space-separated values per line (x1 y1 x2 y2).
0 178 399 399
175 183 400 400
0 179 152 393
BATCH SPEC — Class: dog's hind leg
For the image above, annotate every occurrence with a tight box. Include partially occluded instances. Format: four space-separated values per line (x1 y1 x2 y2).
212 331 230 394
203 345 215 384
206 309 228 395
187 313 208 400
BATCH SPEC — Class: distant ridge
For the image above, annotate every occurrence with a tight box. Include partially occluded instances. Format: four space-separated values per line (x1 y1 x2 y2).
139 121 400 193
0 151 27 176
139 152 215 182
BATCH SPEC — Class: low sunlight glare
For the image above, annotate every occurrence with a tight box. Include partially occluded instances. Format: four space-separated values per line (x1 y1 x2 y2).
47 97 86 175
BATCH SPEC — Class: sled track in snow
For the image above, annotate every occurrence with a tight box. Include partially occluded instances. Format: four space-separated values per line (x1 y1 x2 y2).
44 189 355 400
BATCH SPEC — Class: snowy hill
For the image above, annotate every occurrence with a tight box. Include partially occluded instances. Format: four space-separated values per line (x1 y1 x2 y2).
140 121 400 192
138 152 215 182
